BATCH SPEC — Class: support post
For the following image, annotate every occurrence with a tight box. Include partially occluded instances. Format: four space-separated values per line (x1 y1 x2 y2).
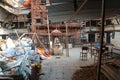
65 0 88 57
97 0 105 80
47 14 51 50
65 22 69 57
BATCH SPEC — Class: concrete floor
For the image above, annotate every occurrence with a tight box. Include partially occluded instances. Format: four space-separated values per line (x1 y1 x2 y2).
40 48 95 80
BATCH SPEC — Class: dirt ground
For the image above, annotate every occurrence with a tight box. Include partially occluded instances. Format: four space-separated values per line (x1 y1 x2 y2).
72 66 108 80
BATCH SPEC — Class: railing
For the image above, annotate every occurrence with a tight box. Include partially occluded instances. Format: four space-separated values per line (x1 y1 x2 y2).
112 46 120 55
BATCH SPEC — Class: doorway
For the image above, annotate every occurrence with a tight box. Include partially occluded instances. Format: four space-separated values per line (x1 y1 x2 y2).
106 32 111 43
88 33 95 42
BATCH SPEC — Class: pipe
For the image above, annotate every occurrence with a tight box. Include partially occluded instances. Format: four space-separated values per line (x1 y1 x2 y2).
97 0 106 80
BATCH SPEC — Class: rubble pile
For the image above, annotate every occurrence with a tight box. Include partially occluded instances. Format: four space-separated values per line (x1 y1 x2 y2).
0 34 50 80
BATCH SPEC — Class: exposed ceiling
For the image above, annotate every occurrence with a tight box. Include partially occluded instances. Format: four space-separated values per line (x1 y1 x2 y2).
47 0 120 22
0 0 120 22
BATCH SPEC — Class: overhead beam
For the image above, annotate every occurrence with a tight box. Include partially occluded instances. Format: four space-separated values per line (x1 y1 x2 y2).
67 0 88 22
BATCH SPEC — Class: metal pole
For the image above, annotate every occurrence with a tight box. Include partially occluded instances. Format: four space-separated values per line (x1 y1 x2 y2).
65 22 69 57
97 0 105 80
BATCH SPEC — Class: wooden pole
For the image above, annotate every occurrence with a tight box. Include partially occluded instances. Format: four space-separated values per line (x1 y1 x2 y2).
65 0 88 57
47 14 51 50
65 22 69 57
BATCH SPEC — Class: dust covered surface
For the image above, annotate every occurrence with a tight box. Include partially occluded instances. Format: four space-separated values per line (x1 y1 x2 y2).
72 66 108 80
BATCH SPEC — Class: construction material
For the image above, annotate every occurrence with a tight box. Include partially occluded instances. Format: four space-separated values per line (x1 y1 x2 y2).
101 58 120 80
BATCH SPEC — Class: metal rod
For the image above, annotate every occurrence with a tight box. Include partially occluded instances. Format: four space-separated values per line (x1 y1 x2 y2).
97 0 106 80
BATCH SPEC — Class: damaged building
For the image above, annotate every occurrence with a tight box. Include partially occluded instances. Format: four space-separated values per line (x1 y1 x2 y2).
0 0 119 80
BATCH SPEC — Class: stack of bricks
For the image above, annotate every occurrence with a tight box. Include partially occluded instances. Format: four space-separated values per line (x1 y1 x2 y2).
31 0 47 32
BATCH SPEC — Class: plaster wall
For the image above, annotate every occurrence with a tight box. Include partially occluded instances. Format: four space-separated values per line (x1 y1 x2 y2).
111 32 120 47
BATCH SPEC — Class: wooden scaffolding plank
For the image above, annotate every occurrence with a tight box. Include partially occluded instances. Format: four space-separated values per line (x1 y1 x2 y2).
101 64 120 80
